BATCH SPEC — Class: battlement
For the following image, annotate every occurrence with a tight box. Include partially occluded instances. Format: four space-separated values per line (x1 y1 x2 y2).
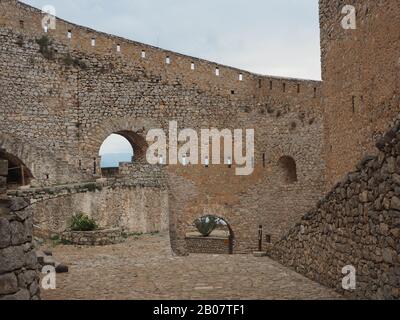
0 0 321 100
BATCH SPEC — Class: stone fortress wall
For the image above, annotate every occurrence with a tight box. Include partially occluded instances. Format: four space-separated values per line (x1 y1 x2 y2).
269 117 400 300
267 0 400 299
0 160 40 300
0 0 326 254
320 0 400 186
0 0 398 301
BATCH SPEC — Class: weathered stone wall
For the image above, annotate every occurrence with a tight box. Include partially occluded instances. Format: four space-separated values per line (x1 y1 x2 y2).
269 118 400 299
10 180 169 235
61 229 125 246
320 0 400 187
0 1 326 254
185 236 230 255
0 160 40 300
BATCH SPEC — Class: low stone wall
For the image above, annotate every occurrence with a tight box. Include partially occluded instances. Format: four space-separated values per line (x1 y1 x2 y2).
61 229 125 246
186 236 231 254
0 196 40 300
9 179 169 236
269 119 400 300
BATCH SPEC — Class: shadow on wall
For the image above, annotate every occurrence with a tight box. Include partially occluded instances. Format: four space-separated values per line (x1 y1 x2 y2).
0 149 33 189
277 156 298 184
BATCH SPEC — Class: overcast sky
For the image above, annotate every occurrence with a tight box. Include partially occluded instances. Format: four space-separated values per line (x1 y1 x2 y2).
21 0 321 155
21 0 321 80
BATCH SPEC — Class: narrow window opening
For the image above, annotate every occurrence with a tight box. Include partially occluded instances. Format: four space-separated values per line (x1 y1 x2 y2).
258 79 262 88
231 90 235 95
227 157 232 169
67 30 72 39
215 67 220 76
239 74 243 81
283 83 286 92
116 44 121 52
141 50 146 58
91 38 96 47
204 156 209 168
297 84 300 93
270 80 273 90
93 158 97 174
262 153 266 168
352 96 356 113
19 20 24 29
166 56 171 64
314 87 317 98
191 62 195 70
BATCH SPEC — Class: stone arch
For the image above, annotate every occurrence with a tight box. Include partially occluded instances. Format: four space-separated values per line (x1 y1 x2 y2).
0 133 37 178
0 133 87 186
0 149 33 188
80 117 161 172
277 156 298 184
183 203 237 255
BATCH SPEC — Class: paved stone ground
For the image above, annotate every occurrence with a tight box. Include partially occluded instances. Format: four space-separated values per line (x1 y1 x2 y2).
41 233 342 300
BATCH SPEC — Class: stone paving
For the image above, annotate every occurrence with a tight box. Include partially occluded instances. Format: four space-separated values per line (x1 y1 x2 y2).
41 233 342 300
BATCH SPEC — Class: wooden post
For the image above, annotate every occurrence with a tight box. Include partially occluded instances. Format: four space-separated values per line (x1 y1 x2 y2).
258 225 263 252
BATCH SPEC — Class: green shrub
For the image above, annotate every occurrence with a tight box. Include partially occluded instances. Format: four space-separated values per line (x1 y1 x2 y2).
70 213 98 231
194 216 219 237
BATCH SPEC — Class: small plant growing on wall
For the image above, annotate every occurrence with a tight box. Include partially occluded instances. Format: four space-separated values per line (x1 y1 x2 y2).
36 35 55 60
194 215 219 237
70 213 98 231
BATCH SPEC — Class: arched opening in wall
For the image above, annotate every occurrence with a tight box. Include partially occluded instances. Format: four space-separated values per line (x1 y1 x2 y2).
98 131 148 176
185 216 235 255
0 149 33 189
277 156 298 184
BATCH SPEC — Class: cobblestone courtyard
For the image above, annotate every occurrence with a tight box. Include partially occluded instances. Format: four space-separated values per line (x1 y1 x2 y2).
41 233 341 300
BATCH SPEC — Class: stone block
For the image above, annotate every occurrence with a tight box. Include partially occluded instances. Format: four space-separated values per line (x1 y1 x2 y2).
0 289 30 300
0 217 11 248
253 251 267 257
0 245 25 274
10 221 28 245
17 270 37 288
390 196 400 211
0 273 18 295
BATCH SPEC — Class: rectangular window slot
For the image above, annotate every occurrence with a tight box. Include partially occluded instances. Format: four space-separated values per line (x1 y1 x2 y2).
262 153 266 168
91 38 96 47
19 20 24 29
270 80 273 90
231 90 235 95
283 83 286 92
215 67 220 76
297 84 300 93
141 50 146 58
166 56 171 64
352 96 355 113
191 62 195 70
117 44 121 52
258 79 262 88
67 30 72 39
314 87 317 98
239 74 243 81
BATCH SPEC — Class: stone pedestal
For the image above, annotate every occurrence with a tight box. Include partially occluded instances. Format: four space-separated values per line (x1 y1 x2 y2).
253 251 267 257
